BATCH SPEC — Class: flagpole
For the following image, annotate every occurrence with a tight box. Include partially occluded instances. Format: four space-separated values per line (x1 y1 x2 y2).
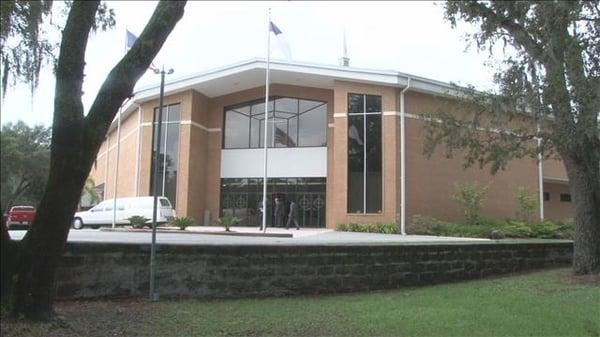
112 27 128 228
261 8 271 233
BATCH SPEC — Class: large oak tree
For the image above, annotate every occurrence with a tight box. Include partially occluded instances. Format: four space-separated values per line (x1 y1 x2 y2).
424 1 599 274
0 0 187 320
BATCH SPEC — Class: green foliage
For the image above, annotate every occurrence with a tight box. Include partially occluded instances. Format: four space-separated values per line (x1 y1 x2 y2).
0 122 50 212
451 182 488 225
0 1 115 96
82 177 101 206
335 222 398 234
214 216 239 232
515 187 537 223
409 214 574 240
127 215 148 229
170 216 194 230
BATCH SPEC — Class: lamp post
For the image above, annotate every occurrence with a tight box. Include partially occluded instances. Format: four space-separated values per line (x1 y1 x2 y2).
149 66 173 301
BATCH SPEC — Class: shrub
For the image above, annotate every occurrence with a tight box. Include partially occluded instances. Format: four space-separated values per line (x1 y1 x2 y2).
515 187 538 223
171 216 195 230
335 222 398 234
501 221 534 238
452 182 488 225
214 216 240 232
128 215 149 229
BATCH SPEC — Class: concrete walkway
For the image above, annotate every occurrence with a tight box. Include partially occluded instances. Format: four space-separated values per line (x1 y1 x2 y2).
9 227 488 246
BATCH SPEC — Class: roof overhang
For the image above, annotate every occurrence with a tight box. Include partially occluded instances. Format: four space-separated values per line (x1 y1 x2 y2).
113 58 464 130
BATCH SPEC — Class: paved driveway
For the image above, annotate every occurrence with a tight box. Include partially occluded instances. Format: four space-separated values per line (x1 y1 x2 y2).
8 227 488 246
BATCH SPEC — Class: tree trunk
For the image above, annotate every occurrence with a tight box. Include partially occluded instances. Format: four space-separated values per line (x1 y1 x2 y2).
1 215 19 306
562 149 600 275
11 154 90 319
9 0 186 320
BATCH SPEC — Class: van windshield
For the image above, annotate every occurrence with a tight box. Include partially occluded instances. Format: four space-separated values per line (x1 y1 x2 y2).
159 198 171 207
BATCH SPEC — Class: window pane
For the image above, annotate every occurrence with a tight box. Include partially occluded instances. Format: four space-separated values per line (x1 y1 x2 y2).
365 114 382 213
347 115 364 213
224 110 250 148
154 106 168 122
299 100 322 114
366 95 382 113
274 98 297 114
288 116 298 147
167 104 180 122
164 123 179 207
299 104 326 146
348 94 363 114
274 120 294 147
250 117 261 148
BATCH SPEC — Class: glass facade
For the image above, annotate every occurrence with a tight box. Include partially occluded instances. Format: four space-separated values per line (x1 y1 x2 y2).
220 178 326 227
347 94 382 213
223 97 327 149
150 103 180 207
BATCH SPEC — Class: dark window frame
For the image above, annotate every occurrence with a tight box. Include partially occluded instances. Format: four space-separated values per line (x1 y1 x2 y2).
222 96 327 150
559 193 571 202
150 103 181 207
347 93 383 214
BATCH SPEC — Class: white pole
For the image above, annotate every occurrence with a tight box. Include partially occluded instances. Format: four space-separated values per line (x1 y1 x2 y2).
261 8 271 233
112 106 122 228
134 105 142 196
537 121 544 221
104 136 109 200
400 78 411 235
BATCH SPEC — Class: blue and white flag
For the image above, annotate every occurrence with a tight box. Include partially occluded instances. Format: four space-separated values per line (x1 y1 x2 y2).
269 21 292 60
126 29 137 51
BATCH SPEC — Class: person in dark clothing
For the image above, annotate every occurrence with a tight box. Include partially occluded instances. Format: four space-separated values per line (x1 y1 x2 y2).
286 200 300 230
274 197 285 228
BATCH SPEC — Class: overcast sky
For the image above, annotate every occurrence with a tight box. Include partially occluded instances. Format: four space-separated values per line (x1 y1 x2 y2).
0 1 501 127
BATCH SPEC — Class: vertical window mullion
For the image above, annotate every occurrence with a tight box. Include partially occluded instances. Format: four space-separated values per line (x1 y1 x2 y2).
161 105 169 196
363 95 367 214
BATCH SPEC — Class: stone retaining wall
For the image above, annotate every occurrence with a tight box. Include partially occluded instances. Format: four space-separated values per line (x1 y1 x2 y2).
55 241 572 299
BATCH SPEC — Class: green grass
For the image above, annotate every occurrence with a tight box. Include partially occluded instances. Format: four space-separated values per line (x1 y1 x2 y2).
2 268 598 337
146 268 599 337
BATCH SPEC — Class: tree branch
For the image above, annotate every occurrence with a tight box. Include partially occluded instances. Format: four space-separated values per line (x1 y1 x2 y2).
83 1 186 157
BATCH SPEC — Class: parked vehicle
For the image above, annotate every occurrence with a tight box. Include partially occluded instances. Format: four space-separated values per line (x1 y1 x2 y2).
72 197 176 229
6 206 36 229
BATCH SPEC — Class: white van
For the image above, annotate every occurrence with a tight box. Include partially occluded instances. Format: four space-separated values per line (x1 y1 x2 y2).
72 196 176 229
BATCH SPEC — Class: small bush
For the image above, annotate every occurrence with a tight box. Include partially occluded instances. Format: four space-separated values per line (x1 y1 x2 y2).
214 216 240 232
452 182 488 225
515 187 538 223
335 222 398 234
502 221 534 238
128 215 149 229
409 214 572 240
171 216 195 230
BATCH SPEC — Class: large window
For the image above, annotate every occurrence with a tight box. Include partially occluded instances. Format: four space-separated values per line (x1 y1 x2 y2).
223 97 327 149
347 94 382 213
150 103 180 207
220 178 326 227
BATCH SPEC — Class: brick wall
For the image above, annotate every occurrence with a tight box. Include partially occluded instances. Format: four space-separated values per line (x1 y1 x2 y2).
55 241 572 299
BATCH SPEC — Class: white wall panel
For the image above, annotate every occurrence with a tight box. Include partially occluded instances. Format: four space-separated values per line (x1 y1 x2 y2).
221 147 327 178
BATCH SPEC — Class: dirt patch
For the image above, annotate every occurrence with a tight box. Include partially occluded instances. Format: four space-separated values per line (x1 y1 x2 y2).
562 272 600 286
1 299 154 337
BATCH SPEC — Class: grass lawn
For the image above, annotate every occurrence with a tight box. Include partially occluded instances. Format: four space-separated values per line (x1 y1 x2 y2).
2 268 599 337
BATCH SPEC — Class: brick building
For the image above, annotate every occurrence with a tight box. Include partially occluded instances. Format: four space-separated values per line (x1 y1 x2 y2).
89 59 573 229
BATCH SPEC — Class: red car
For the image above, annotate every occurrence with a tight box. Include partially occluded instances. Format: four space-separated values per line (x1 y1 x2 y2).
6 206 36 229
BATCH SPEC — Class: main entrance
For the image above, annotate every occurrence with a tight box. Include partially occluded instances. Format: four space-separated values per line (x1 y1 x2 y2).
220 178 326 227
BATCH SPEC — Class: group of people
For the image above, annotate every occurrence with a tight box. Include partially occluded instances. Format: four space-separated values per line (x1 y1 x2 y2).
257 197 300 230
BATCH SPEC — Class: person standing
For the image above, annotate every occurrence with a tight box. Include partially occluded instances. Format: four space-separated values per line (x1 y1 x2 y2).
257 199 264 230
286 200 300 230
274 197 284 228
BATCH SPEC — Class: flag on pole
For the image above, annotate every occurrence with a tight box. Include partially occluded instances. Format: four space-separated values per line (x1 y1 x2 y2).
126 29 157 71
126 29 137 51
269 21 292 60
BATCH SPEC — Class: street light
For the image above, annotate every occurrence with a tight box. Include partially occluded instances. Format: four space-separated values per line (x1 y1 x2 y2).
149 66 174 301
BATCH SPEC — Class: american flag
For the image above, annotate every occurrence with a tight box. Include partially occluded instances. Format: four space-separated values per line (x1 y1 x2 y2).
274 127 296 147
